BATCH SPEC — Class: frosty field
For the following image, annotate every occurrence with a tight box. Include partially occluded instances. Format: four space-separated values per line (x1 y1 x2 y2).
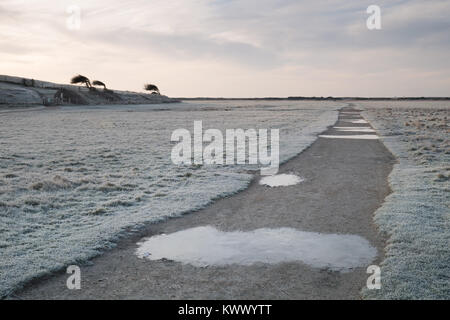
0 100 340 297
360 101 449 299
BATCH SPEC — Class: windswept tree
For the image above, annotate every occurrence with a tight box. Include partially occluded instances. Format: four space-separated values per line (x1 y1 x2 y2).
93 80 107 90
144 84 160 94
71 75 92 89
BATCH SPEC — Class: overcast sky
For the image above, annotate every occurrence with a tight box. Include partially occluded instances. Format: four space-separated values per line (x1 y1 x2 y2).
1 0 449 97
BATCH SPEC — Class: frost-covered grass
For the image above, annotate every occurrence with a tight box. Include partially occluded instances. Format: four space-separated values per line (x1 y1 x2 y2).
0 100 340 297
360 101 449 300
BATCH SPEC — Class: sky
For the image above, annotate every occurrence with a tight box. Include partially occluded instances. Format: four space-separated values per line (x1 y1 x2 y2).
1 0 449 97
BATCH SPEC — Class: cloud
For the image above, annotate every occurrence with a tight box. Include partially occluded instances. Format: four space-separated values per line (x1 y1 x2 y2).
0 0 449 96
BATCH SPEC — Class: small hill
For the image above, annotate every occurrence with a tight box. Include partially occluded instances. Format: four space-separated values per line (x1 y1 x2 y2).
0 75 179 108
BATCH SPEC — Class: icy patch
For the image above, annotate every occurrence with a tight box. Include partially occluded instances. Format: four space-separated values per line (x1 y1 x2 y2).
259 174 304 187
334 127 375 132
319 135 379 140
348 120 368 124
136 226 377 270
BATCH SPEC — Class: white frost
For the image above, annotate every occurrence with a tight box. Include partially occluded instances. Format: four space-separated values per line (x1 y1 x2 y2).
360 101 450 300
0 100 341 297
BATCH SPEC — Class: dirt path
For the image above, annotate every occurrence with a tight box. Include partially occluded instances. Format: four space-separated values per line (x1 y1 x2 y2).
14 106 396 300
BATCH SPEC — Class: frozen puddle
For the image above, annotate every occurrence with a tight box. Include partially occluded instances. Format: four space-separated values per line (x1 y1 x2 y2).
320 134 379 140
259 174 304 187
136 226 377 271
334 127 375 133
346 119 368 124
